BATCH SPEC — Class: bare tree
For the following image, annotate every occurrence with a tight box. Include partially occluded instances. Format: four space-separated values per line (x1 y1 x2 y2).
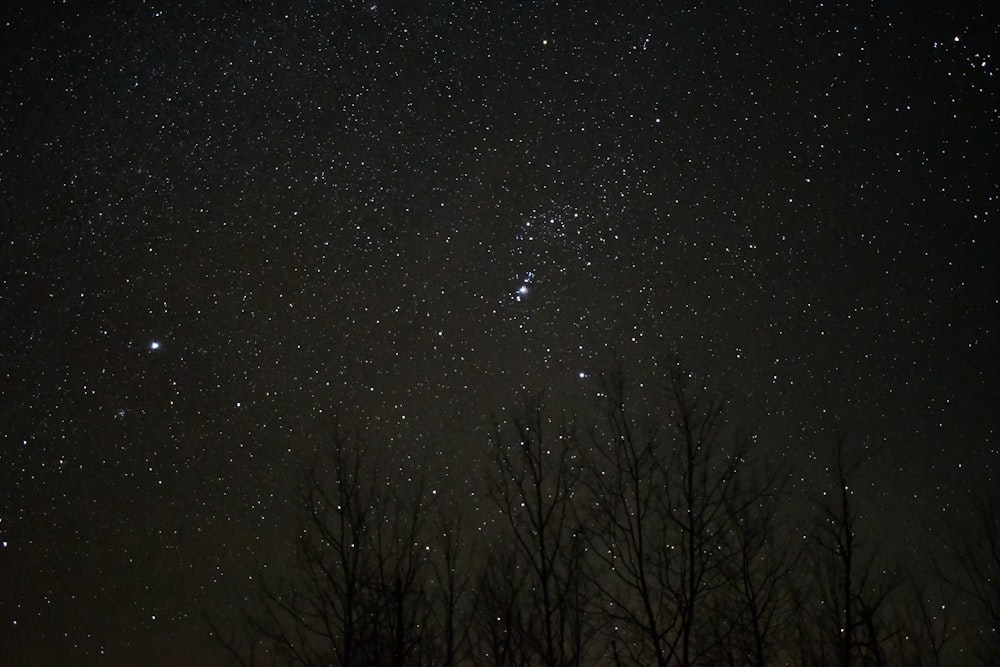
795 438 898 667
583 366 675 666
214 417 434 667
473 544 534 667
936 487 1000 665
426 511 474 667
662 367 760 664
883 571 951 667
207 369 998 667
584 364 776 666
485 394 592 667
707 462 795 667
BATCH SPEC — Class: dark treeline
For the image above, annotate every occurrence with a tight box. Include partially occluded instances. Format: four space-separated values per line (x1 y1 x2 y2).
210 365 998 666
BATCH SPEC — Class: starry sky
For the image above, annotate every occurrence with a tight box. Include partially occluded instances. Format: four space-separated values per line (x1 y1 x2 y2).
1 2 998 665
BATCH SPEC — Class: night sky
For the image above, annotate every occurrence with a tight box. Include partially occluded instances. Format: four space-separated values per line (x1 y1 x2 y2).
1 2 998 665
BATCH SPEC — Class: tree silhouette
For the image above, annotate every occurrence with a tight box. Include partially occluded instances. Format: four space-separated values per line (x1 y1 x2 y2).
485 394 593 667
793 438 897 667
473 543 534 667
213 417 433 667
885 571 950 667
936 487 1000 665
208 369 999 666
707 460 795 666
426 512 474 667
661 366 756 665
583 366 675 666
582 364 780 666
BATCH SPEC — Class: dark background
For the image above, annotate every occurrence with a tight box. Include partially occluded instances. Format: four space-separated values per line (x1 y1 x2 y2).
1 1 997 664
